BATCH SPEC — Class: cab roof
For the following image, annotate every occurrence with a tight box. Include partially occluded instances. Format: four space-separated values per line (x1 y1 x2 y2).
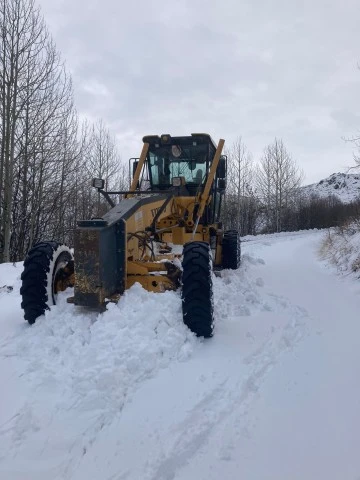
142 133 217 150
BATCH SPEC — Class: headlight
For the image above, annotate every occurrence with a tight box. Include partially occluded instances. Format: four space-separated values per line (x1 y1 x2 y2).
161 134 171 144
92 178 105 189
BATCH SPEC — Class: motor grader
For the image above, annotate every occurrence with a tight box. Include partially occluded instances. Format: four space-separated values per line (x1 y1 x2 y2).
20 134 240 337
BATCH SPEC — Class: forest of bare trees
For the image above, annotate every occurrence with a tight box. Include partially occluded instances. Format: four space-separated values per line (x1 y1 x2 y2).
222 137 304 235
0 0 127 262
221 137 359 236
0 0 356 263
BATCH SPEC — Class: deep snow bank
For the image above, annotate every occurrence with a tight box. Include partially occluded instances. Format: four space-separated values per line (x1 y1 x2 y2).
319 224 360 275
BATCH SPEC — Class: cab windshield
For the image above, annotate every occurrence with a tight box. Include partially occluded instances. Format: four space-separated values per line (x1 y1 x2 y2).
148 143 209 188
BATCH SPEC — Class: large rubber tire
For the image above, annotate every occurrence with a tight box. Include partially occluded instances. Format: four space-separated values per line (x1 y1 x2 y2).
222 230 241 270
20 241 73 325
181 241 214 338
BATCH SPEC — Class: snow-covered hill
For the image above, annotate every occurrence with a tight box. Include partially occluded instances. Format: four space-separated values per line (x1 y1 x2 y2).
1 230 360 479
301 172 360 203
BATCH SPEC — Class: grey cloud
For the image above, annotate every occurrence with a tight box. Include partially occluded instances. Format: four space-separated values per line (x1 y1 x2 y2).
331 110 360 130
38 0 360 184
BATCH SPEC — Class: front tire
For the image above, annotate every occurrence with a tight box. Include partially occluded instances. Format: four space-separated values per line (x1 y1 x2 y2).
222 230 241 269
181 241 214 338
20 241 74 325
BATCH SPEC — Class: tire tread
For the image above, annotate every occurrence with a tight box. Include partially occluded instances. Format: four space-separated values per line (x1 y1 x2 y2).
181 241 214 338
222 230 241 270
20 241 71 324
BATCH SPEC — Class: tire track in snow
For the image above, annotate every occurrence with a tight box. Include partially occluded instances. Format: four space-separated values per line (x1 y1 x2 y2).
0 242 312 479
143 262 310 480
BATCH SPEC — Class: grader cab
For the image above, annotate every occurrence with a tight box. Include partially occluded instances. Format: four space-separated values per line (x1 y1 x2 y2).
20 134 241 337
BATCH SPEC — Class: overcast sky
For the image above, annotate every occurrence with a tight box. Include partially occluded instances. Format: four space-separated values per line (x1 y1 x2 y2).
37 0 360 184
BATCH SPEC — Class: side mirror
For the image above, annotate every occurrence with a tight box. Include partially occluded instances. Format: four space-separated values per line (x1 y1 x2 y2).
132 160 139 178
218 178 226 192
217 156 227 179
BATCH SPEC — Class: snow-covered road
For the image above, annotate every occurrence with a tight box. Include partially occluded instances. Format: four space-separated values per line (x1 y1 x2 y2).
1 230 360 479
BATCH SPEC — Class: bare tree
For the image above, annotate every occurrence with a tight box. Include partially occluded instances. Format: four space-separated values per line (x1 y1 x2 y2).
0 0 128 262
256 138 304 233
223 137 258 235
0 0 45 261
85 119 124 216
0 0 77 261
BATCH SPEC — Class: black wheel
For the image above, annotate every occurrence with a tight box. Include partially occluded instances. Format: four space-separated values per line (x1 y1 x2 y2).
181 241 214 338
20 241 74 325
222 230 241 270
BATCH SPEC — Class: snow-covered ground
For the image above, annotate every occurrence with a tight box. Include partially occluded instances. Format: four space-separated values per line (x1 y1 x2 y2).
1 230 360 480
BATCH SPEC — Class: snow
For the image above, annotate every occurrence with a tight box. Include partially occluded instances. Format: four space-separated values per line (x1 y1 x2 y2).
301 172 360 203
1 230 360 479
319 225 360 275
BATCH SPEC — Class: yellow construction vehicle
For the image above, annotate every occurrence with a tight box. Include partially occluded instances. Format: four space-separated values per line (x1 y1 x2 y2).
20 134 240 337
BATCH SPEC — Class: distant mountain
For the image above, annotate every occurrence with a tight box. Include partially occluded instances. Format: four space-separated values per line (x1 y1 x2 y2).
301 172 360 204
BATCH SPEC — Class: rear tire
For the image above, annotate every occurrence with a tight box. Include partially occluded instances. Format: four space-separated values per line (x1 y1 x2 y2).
222 230 241 269
181 241 214 338
20 241 74 325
